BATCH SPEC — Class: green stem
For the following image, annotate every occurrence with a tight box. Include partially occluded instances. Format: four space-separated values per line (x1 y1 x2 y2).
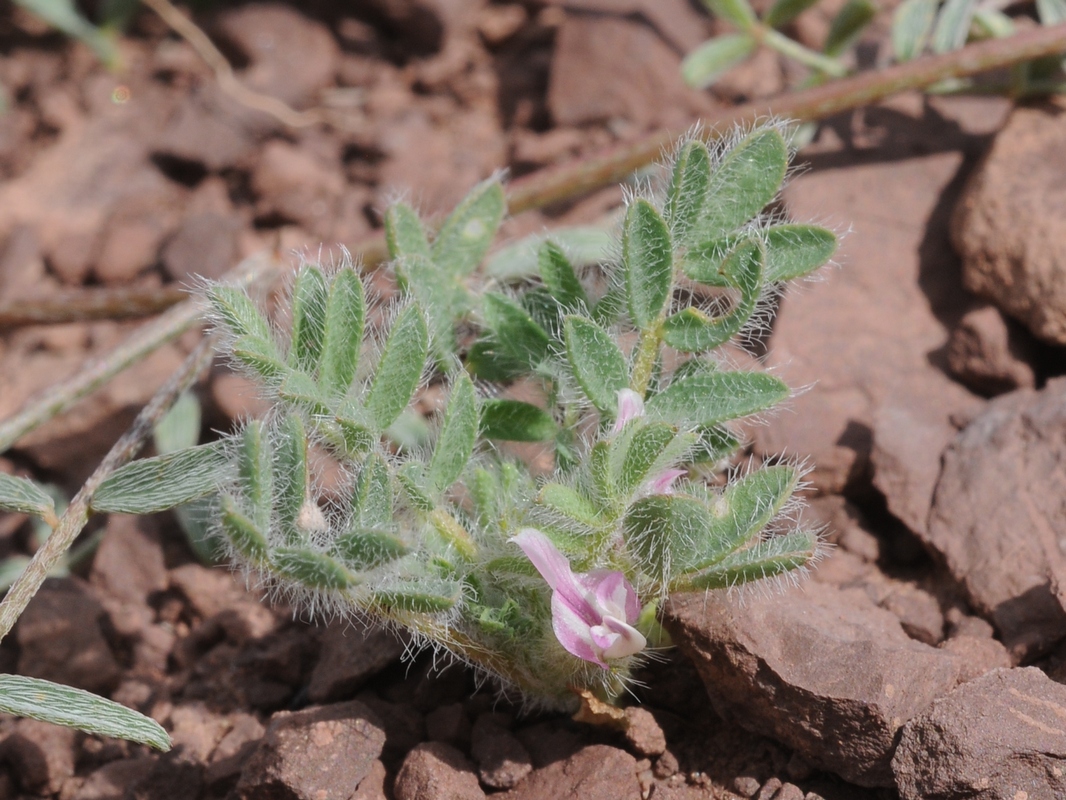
0 336 217 643
761 28 850 77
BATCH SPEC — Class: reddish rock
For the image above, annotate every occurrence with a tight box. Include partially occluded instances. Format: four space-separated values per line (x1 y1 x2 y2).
308 624 405 704
470 713 532 789
394 742 485 800
926 377 1066 660
15 578 122 695
938 635 1012 684
91 514 168 607
946 305 1036 395
357 0 482 54
623 706 667 757
70 758 155 800
876 584 944 646
235 701 386 800
540 0 711 52
252 141 344 234
952 98 1066 345
127 751 203 800
893 667 1066 799
153 85 266 172
1 718 76 795
425 702 472 750
547 14 706 130
94 190 183 284
214 4 340 108
753 99 991 522
356 694 426 766
499 744 641 800
205 713 265 793
664 581 960 786
162 212 241 283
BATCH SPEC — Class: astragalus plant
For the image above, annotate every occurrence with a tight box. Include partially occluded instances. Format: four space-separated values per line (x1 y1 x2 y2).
90 123 836 707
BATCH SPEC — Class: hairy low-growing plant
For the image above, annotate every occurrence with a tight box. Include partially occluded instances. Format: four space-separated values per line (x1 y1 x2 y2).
77 124 833 708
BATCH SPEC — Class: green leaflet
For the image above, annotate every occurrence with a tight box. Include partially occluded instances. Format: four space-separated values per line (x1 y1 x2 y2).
0 674 170 750
364 305 429 431
384 202 432 260
663 140 712 244
681 34 757 90
431 178 506 278
428 374 478 492
272 547 356 590
764 0 821 28
274 414 310 543
288 266 329 373
479 400 557 442
333 528 409 570
893 0 938 60
207 285 273 342
700 127 789 239
318 268 366 396
92 441 231 514
219 494 269 564
374 578 462 613
0 474 56 521
623 199 674 330
645 369 788 427
538 240 589 310
700 0 758 28
480 293 551 371
563 316 629 415
352 453 393 529
237 421 273 532
824 0 877 56
682 530 817 590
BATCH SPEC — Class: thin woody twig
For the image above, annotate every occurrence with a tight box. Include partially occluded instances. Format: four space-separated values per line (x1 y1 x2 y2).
0 285 188 328
0 251 280 453
139 0 325 128
0 335 217 643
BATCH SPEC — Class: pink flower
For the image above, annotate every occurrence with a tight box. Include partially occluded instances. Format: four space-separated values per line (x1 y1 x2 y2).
645 468 686 495
613 388 645 433
512 528 646 668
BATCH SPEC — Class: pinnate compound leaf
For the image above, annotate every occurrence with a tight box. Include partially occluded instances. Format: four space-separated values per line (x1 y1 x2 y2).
92 441 230 514
220 494 269 563
624 494 714 581
764 0 821 28
645 370 788 427
396 253 465 361
15 0 120 66
288 266 329 373
319 268 366 396
0 474 56 520
207 285 273 342
538 241 589 310
681 33 757 89
479 400 557 442
272 548 356 590
333 529 409 570
384 202 432 260
664 140 711 244
374 578 462 613
0 674 170 750
428 375 478 492
893 0 938 60
431 178 506 277
614 422 689 496
825 0 877 55
932 0 975 53
365 305 429 431
481 294 551 371
279 370 331 417
623 199 674 330
683 530 817 590
701 127 788 238
563 316 629 414
700 0 757 28
764 224 837 282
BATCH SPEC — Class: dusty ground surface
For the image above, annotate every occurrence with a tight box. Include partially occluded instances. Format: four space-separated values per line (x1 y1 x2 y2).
1 1 1066 799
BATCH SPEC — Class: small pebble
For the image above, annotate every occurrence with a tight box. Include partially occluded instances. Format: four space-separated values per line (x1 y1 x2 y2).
733 775 761 797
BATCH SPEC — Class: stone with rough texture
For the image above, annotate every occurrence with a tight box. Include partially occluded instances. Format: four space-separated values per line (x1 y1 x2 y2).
394 742 485 800
15 578 122 695
754 97 995 529
937 635 1011 684
664 581 960 786
946 305 1036 395
499 745 641 800
252 141 343 235
162 212 241 283
71 759 154 800
548 14 707 130
214 4 339 108
1 719 76 795
623 706 667 757
470 713 532 789
893 667 1066 800
926 377 1066 660
235 701 385 800
307 625 406 703
952 98 1066 344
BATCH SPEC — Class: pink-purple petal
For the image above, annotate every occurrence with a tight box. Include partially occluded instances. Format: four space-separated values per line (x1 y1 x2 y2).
613 389 645 433
551 593 606 668
646 468 686 495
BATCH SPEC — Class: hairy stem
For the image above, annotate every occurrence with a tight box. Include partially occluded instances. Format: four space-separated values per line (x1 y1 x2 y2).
0 336 217 643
